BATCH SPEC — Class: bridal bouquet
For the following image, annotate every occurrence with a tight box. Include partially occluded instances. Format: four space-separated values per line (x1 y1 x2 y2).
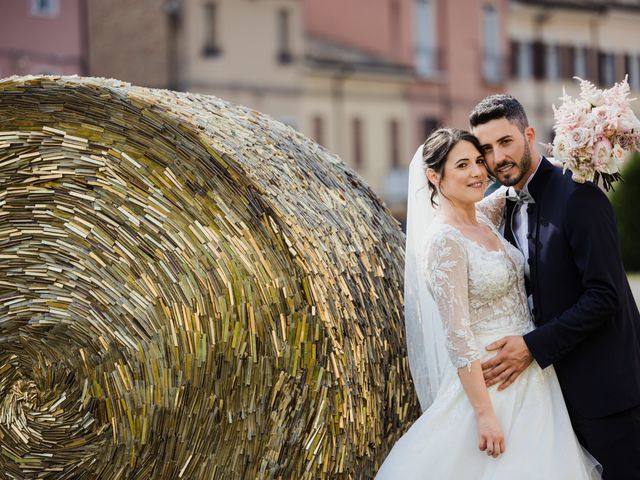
550 76 640 190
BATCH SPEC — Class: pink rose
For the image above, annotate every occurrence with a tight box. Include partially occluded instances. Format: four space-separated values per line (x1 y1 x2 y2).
593 138 615 173
569 127 593 149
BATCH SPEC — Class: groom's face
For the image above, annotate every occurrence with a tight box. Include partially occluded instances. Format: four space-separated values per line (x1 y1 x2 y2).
472 117 534 190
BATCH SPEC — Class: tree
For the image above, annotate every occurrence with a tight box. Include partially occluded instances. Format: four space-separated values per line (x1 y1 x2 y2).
611 152 640 272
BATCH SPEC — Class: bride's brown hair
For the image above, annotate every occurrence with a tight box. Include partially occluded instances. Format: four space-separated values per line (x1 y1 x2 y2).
422 128 484 207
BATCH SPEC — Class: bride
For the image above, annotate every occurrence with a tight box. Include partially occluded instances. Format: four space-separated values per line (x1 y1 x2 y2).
376 128 600 479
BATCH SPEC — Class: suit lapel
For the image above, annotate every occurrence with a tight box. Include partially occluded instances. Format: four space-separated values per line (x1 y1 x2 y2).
523 156 554 319
526 156 553 258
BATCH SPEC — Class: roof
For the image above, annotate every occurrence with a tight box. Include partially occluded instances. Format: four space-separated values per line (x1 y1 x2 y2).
512 0 640 12
304 35 412 77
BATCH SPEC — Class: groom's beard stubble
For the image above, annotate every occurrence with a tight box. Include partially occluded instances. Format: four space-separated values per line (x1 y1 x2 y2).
491 141 533 188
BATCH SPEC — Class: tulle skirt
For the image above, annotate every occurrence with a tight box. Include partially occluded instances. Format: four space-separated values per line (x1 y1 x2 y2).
376 335 601 479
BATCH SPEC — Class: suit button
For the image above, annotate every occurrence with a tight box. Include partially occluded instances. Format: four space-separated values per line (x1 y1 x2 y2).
528 258 533 265
526 233 532 239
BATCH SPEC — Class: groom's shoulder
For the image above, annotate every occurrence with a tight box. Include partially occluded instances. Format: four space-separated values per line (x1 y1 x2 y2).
544 161 604 200
548 172 611 220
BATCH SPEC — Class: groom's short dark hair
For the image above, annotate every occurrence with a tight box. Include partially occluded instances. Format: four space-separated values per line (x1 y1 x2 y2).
469 94 529 132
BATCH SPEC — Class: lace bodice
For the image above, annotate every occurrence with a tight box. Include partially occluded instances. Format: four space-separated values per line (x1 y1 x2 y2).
420 213 532 369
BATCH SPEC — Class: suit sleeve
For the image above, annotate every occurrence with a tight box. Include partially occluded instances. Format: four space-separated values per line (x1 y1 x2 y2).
523 184 621 368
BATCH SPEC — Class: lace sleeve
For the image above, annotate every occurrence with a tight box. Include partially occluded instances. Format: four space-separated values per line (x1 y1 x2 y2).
422 230 482 369
476 186 507 230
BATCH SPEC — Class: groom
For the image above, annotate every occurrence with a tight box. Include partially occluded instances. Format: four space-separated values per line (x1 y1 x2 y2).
470 95 640 479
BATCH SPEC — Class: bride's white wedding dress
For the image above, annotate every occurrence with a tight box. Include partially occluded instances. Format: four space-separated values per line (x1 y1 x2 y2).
376 213 601 479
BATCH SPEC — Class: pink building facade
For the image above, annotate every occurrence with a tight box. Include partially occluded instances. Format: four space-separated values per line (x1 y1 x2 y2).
304 0 509 146
304 0 415 67
0 0 87 78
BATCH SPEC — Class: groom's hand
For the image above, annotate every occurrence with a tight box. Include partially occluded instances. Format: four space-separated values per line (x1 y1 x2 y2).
481 336 533 390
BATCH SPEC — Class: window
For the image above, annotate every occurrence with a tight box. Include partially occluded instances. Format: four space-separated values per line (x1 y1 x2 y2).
599 51 615 86
352 118 364 170
546 43 559 80
587 47 599 81
390 0 402 57
312 115 324 146
30 0 59 17
277 8 292 64
389 119 400 169
510 40 519 77
515 42 533 79
532 40 545 80
482 5 501 83
422 117 440 139
559 45 575 79
615 53 625 82
416 0 436 77
574 46 587 79
628 54 640 91
203 3 221 57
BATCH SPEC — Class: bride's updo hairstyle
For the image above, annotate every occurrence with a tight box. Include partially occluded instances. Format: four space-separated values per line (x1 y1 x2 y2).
422 128 484 207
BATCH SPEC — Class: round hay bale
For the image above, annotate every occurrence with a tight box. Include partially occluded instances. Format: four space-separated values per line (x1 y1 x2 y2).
0 76 418 479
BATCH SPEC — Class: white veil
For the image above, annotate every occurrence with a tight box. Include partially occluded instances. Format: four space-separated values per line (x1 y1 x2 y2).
404 145 450 411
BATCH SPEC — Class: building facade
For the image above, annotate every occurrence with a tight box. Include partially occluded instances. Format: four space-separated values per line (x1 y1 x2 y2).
8 0 640 219
302 0 510 217
86 0 422 216
0 0 88 78
507 0 640 143
87 0 171 89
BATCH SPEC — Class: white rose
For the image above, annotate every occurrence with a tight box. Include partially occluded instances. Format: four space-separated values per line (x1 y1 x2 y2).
617 110 640 133
571 169 589 183
584 90 605 107
571 163 596 183
600 143 627 174
612 143 627 161
552 134 571 161
593 138 615 173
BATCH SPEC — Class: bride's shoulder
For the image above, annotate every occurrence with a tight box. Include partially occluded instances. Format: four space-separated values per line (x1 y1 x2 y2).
424 222 465 252
477 185 508 207
419 224 468 272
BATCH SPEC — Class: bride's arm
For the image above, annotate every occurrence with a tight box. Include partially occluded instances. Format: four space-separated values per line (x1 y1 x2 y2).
458 363 505 457
476 185 507 230
424 232 505 457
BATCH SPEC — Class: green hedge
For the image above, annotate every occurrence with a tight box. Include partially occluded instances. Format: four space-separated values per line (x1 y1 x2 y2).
611 152 640 272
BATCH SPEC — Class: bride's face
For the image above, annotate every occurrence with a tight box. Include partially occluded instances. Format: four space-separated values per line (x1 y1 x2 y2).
430 140 488 205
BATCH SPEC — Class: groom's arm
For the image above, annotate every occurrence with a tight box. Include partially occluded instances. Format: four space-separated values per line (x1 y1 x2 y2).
523 185 621 369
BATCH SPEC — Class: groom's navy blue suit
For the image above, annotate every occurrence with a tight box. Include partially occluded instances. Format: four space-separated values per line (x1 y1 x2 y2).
504 157 640 478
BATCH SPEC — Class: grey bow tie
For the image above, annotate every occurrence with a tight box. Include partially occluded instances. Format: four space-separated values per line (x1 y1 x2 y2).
506 188 535 205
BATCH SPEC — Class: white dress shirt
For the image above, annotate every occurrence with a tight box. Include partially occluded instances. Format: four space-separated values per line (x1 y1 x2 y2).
510 157 543 311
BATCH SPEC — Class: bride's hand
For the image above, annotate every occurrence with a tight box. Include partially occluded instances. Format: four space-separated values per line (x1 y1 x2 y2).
476 412 505 458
